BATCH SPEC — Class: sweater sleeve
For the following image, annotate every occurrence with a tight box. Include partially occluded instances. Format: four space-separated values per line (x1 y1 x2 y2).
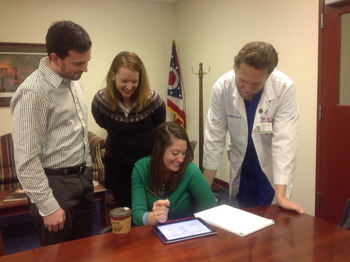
131 157 152 225
151 94 166 128
91 92 108 129
187 163 217 212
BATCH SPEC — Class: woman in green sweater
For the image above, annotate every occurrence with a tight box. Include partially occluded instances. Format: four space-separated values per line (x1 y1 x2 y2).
131 121 217 226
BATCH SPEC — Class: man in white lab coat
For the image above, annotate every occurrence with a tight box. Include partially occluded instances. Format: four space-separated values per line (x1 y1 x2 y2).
203 41 305 214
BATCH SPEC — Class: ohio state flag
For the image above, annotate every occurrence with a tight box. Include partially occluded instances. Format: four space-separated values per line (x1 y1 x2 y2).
167 41 186 128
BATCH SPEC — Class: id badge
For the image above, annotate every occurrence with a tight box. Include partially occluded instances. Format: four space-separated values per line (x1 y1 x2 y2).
256 122 273 134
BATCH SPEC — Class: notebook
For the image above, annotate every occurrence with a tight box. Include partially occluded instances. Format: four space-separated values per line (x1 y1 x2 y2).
194 204 275 237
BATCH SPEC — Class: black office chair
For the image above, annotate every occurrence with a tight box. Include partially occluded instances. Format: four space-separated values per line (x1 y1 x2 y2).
190 140 197 152
339 199 350 229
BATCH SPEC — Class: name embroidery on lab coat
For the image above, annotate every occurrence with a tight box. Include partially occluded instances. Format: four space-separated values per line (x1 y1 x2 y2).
227 114 241 119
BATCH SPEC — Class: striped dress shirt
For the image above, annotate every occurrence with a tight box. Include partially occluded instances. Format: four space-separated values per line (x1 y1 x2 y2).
10 57 92 216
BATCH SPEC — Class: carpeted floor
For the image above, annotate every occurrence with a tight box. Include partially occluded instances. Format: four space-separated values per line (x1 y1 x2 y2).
1 188 230 256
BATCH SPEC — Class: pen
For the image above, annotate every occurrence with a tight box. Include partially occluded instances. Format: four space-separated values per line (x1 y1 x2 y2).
145 187 172 211
145 187 161 200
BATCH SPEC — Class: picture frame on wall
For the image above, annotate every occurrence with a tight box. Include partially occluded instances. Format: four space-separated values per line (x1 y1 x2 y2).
0 42 46 107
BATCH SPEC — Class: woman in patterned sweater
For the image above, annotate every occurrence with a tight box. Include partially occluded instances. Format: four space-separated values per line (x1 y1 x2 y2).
92 51 166 208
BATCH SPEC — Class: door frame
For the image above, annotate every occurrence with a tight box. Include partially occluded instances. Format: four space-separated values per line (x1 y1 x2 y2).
316 0 350 219
315 0 324 219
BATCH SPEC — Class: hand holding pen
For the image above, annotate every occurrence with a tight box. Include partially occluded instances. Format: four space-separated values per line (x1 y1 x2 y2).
145 187 170 224
152 199 170 223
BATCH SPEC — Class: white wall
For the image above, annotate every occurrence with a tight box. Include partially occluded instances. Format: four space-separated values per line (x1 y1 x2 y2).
0 0 318 214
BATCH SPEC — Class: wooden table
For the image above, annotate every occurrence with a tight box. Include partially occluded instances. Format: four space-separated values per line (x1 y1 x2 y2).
1 204 350 261
0 183 107 256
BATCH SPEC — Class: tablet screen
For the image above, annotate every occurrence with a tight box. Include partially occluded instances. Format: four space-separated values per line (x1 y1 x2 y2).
152 217 217 244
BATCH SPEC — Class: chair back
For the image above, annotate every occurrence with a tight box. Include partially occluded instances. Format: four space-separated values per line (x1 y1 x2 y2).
88 131 105 182
339 199 350 229
0 133 21 190
190 140 197 152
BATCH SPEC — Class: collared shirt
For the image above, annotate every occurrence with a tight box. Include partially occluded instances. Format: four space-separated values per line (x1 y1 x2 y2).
11 57 91 216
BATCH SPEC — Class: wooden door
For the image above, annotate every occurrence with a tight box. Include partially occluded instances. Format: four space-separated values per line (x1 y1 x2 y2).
316 0 350 224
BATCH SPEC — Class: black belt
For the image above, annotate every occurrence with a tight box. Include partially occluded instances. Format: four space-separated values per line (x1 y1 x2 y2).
44 164 86 176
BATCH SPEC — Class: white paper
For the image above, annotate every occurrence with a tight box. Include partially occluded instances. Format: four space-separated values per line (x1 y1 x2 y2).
194 204 275 237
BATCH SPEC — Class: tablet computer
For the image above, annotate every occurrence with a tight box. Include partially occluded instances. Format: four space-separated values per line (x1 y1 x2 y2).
152 217 217 244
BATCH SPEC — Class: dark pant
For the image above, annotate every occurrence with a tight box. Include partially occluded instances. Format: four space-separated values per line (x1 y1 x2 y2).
31 167 94 246
104 155 132 208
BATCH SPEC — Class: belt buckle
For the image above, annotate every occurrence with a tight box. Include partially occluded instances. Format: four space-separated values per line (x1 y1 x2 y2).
79 165 85 174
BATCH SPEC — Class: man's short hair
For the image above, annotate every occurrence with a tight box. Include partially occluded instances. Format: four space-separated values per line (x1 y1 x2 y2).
234 41 278 75
46 20 92 59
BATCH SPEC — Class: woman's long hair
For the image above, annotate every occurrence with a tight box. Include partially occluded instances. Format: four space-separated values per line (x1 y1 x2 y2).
103 51 151 111
149 122 194 196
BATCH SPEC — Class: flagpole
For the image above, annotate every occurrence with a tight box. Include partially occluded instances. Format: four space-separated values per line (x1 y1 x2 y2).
192 63 210 172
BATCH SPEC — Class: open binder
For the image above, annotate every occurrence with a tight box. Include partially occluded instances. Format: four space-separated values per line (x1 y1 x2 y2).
194 204 275 237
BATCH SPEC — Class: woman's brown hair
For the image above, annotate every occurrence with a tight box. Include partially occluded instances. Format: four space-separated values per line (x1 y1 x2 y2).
149 122 194 196
103 51 151 111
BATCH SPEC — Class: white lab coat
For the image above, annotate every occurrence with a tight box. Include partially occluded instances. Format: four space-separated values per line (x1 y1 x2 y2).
203 70 298 199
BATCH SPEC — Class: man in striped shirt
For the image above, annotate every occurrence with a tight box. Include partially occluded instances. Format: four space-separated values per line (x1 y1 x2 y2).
11 20 94 246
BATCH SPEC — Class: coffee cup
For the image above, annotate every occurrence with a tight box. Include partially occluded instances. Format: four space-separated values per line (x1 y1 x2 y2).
109 207 132 244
